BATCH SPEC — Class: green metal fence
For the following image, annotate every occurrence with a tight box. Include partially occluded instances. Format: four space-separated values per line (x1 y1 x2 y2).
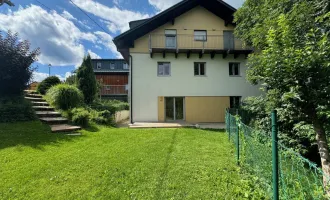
225 110 329 199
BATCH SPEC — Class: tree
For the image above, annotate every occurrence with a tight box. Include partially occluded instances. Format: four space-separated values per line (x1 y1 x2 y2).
65 74 77 85
76 54 97 104
0 31 40 96
235 0 330 185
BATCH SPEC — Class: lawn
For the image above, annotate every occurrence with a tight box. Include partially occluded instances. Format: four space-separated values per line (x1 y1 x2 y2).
0 121 265 199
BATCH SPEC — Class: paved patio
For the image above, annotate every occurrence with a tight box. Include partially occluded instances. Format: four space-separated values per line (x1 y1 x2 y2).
128 122 226 129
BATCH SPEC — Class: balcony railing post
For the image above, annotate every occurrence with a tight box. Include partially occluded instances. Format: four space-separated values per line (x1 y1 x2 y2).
149 34 152 52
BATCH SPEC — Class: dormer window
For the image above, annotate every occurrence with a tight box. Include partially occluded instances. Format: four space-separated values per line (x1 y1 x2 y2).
123 63 129 69
194 30 207 41
97 62 102 69
110 63 115 69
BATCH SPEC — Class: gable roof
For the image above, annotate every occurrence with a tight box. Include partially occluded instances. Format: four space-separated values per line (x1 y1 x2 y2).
113 0 236 55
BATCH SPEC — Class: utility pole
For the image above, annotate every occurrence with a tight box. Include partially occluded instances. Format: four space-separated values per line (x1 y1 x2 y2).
48 64 52 77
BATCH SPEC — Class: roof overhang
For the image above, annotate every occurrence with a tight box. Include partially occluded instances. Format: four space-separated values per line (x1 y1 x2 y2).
113 0 236 60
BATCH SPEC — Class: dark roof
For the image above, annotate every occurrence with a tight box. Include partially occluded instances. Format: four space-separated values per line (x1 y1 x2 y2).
91 59 129 73
113 0 236 56
129 19 149 29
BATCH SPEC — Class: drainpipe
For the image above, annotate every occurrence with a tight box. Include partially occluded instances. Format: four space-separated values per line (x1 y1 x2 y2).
129 55 133 124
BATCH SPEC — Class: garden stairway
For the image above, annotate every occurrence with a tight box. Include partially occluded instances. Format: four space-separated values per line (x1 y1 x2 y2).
24 91 81 133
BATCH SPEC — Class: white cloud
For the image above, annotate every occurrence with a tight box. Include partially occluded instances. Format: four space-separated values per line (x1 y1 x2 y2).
0 5 98 66
32 71 49 82
71 0 150 33
61 10 76 21
65 72 72 79
95 31 122 58
88 49 101 59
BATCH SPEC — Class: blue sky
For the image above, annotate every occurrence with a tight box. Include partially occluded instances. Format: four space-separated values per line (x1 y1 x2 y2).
0 0 244 82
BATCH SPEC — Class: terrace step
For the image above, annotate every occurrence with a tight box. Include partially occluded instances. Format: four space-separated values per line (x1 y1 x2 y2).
32 106 55 112
25 97 46 102
26 93 43 98
36 111 62 118
50 124 82 133
24 90 38 94
32 101 49 106
40 117 68 125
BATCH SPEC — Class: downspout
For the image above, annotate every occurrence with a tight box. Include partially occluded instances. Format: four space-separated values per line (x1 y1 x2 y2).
129 55 133 124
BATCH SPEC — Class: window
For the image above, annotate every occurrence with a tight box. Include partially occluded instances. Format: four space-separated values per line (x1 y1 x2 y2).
165 29 177 48
194 30 207 41
110 63 115 69
123 63 129 69
229 63 240 76
105 86 111 91
194 62 206 76
158 62 171 76
97 62 102 69
230 96 241 108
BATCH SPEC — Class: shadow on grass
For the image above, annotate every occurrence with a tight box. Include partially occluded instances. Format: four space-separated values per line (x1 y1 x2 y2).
84 123 100 132
0 121 85 151
154 129 177 199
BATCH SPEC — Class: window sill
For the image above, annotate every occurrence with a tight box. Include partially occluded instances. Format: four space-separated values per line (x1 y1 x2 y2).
229 75 242 77
194 75 207 77
158 76 171 77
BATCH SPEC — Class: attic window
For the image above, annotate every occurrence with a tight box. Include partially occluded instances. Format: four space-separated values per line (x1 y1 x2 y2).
97 62 102 69
194 30 207 41
110 63 115 69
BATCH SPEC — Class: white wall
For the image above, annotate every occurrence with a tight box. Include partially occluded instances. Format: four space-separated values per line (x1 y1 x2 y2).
115 110 130 123
131 53 262 122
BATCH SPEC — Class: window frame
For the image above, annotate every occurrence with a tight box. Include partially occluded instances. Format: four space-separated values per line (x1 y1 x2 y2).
194 30 207 42
230 96 241 108
229 62 241 76
123 63 129 69
194 62 206 76
157 62 171 77
165 29 177 49
97 62 102 69
110 63 115 70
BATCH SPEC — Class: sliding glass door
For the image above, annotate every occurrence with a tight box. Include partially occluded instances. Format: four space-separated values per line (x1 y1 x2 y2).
165 97 185 121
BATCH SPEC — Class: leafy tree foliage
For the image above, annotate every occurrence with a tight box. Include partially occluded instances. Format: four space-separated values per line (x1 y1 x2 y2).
235 0 330 184
37 76 61 95
76 54 97 104
0 31 40 96
65 74 77 85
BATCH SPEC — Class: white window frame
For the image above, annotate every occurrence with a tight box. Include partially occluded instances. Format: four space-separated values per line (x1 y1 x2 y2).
110 63 115 70
194 30 207 41
158 62 171 77
229 62 240 76
165 29 177 49
123 63 129 69
194 62 206 76
97 62 102 69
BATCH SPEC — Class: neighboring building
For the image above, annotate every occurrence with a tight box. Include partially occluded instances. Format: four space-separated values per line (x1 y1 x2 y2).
113 0 261 123
91 59 129 101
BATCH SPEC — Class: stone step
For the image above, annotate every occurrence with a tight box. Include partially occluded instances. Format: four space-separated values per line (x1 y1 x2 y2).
33 106 55 111
32 101 49 106
26 94 43 98
50 124 81 133
36 111 61 118
25 97 46 102
40 117 68 125
24 90 38 94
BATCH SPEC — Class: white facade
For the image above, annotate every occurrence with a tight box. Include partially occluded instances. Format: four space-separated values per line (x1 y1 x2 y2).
131 53 262 122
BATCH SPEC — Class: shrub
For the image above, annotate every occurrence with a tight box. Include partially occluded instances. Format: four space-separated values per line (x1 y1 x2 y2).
89 109 113 125
37 76 61 95
76 55 97 104
71 108 90 127
0 96 36 123
91 99 129 114
0 31 40 96
45 84 83 110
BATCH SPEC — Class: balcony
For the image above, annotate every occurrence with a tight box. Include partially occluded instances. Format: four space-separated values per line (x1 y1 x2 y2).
100 85 128 96
148 34 253 59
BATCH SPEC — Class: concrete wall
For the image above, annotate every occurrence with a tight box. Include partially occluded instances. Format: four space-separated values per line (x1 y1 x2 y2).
115 110 130 123
131 53 262 122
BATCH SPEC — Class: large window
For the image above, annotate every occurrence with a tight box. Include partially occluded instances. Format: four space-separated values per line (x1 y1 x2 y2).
194 62 206 76
158 62 171 76
230 96 241 108
123 63 129 69
229 62 240 76
165 30 177 49
194 30 207 41
110 63 115 69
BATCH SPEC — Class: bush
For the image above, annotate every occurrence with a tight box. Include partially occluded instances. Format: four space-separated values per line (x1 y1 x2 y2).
45 84 83 110
0 96 36 123
71 108 90 127
37 76 61 95
0 31 40 96
91 99 129 114
89 109 113 125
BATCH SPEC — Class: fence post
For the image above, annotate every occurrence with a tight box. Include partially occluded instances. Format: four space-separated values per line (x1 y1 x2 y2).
271 110 279 200
236 109 240 166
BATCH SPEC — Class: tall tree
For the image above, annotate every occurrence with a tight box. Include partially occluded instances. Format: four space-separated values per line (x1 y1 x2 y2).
235 0 330 185
76 54 97 104
0 31 40 96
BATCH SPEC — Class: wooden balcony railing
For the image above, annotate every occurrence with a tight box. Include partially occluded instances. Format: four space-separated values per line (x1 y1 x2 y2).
100 85 128 96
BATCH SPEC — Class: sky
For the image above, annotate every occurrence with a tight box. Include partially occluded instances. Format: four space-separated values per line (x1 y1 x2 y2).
0 0 244 82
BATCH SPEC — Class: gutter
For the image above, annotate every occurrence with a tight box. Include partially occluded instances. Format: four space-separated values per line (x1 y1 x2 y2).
129 55 133 124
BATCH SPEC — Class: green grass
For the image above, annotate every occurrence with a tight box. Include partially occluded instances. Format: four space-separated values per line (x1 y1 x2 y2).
0 121 266 199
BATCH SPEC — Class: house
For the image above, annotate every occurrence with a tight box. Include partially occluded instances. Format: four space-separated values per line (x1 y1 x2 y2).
113 0 261 124
91 59 129 101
